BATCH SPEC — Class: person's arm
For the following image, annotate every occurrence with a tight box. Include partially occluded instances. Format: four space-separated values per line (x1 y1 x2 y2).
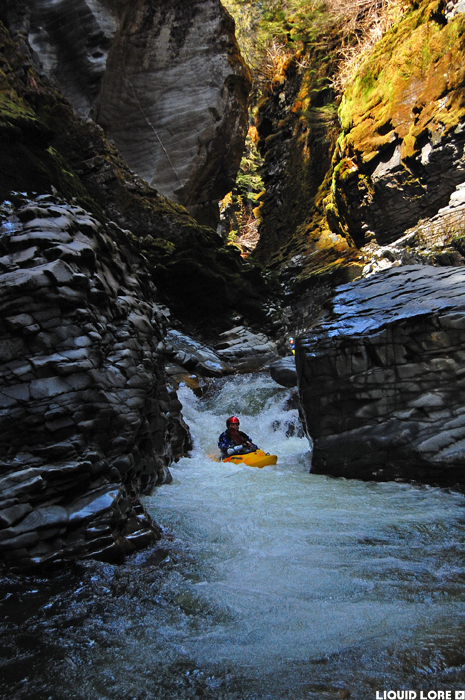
240 432 258 451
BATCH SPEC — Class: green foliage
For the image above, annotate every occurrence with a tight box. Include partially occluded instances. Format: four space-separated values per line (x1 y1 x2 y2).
235 132 264 201
221 0 334 97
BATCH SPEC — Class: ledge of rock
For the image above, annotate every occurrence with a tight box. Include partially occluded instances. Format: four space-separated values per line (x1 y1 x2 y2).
297 265 465 485
213 326 279 373
164 329 232 378
0 195 191 570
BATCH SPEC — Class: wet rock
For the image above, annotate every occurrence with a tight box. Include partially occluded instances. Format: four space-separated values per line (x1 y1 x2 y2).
269 356 297 388
0 196 191 570
298 265 465 485
213 326 279 372
165 330 232 377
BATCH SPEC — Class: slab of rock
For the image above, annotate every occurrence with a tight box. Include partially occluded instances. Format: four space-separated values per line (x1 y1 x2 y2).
297 265 465 485
165 329 232 377
21 0 251 227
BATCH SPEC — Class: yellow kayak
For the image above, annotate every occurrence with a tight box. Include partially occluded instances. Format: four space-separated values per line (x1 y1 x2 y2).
222 449 278 469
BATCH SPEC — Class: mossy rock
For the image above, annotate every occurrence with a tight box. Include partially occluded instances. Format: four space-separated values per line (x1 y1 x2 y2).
339 1 465 162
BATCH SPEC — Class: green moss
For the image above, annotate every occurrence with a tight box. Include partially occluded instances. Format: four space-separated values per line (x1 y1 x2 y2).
339 0 465 160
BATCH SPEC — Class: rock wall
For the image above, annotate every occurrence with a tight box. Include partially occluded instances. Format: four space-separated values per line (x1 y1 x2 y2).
0 16 269 335
0 195 191 570
15 0 251 227
297 265 465 485
330 0 465 248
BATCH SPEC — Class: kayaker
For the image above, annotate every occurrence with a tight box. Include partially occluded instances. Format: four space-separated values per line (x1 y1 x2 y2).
218 416 258 459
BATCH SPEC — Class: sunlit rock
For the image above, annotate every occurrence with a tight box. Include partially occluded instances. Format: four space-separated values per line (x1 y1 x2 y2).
332 3 465 247
297 265 465 485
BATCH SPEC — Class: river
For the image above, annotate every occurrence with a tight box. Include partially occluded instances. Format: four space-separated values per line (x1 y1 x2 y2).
1 373 465 699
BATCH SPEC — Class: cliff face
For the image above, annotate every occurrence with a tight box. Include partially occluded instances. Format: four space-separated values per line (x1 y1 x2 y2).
15 0 251 227
252 0 465 334
0 16 268 334
297 265 465 486
0 8 269 569
0 194 191 569
252 46 363 334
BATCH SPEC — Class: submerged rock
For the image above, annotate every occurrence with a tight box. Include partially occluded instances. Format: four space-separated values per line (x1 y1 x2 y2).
0 195 191 570
297 265 465 485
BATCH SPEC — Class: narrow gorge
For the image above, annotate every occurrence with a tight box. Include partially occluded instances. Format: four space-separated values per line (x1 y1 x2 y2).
1 0 465 697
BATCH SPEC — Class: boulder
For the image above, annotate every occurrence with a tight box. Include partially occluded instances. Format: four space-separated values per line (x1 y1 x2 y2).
213 326 279 372
164 329 232 377
269 356 297 388
297 265 465 485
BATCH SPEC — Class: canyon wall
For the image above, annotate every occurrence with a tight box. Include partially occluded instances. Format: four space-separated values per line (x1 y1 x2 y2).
0 5 269 569
13 0 251 227
253 0 465 334
0 194 191 569
330 0 465 248
297 265 465 485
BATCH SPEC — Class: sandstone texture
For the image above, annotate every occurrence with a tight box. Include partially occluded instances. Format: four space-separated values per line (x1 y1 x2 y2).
15 0 251 226
0 195 191 570
297 265 465 485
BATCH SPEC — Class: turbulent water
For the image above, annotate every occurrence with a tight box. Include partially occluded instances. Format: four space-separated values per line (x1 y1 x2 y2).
1 374 465 700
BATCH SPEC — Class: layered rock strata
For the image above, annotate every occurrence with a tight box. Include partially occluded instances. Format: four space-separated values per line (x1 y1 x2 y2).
297 265 465 484
0 195 191 570
361 182 465 276
15 0 251 226
96 0 251 226
213 326 279 372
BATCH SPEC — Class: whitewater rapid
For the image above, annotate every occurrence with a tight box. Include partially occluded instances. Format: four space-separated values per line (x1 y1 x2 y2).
1 372 464 700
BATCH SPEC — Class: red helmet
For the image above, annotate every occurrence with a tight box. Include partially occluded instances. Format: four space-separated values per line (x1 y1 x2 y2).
226 416 240 427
